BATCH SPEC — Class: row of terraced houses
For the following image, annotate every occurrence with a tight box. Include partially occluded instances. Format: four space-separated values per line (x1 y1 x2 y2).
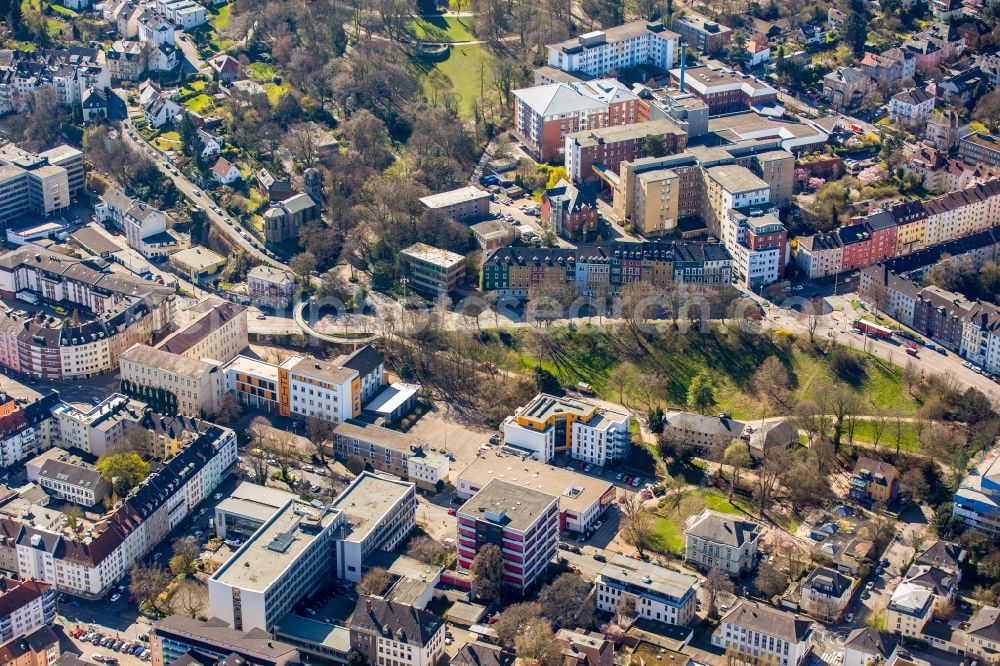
796 179 1000 278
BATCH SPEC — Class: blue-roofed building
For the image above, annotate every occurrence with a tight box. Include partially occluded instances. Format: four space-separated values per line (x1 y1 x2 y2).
954 443 1000 540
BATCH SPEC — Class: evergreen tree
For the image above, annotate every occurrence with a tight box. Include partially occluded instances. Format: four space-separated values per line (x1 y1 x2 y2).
179 113 199 160
841 12 868 57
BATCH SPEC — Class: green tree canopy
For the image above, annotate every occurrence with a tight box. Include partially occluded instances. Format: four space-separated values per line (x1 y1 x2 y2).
686 371 717 414
97 452 150 497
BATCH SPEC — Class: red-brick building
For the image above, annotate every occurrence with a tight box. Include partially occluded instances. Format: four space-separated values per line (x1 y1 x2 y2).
513 79 646 162
564 119 687 183
667 66 778 115
542 179 599 239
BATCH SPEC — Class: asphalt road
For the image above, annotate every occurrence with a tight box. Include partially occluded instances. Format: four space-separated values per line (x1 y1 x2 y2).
118 123 275 266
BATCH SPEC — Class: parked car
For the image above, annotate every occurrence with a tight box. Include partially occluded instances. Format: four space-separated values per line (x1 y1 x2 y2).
592 554 607 562
110 593 121 602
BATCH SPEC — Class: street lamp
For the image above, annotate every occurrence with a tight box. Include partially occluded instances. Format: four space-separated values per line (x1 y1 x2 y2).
400 278 409 301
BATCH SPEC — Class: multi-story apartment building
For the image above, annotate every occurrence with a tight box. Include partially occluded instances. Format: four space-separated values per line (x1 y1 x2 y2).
330 473 416 581
967 606 1000 665
0 248 175 333
207 499 340 632
503 393 631 465
399 243 466 297
860 48 916 86
954 443 1000 540
35 459 111 507
347 597 446 666
0 48 109 115
842 628 898 666
0 145 74 231
332 420 448 491
545 21 679 78
661 411 746 456
609 139 794 242
156 298 248 366
223 347 383 422
246 266 296 311
455 455 615 533
564 119 687 183
963 302 1000 375
799 567 853 622
889 88 935 129
0 579 55 643
595 554 697 626
14 422 235 598
885 582 934 637
120 345 224 417
960 132 1000 167
729 213 788 289
797 179 1000 277
0 624 60 666
150 615 299 666
512 79 644 162
480 241 733 298
0 391 59 469
456 479 559 591
684 509 762 575
712 599 814 666
671 12 733 54
849 457 900 504
287 355 360 424
667 66 778 116
541 180 599 240
95 188 177 259
418 187 490 223
48 394 146 458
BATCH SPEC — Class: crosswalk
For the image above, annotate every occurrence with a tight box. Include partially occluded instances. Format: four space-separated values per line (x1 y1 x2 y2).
813 646 843 665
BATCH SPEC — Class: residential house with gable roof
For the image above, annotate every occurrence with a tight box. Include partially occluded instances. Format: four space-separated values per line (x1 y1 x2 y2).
842 627 897 666
712 599 814 665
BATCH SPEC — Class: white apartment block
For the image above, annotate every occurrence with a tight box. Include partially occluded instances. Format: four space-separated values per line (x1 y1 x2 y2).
0 48 109 115
15 423 235 598
595 554 697 626
546 21 680 78
962 303 1000 375
288 357 360 425
95 188 173 259
684 509 762 576
48 394 145 458
885 582 934 637
0 578 56 643
889 88 935 128
712 599 814 666
35 458 112 507
570 407 631 466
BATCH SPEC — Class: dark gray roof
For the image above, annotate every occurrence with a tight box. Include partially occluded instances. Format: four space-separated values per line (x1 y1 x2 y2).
684 509 761 547
916 540 966 572
803 567 852 597
338 345 382 378
721 599 813 643
903 564 955 597
844 627 897 657
968 606 1000 642
38 459 105 491
153 616 298 659
348 596 445 648
451 642 516 666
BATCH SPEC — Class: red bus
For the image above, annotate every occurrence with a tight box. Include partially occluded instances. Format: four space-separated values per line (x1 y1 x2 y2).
854 319 893 339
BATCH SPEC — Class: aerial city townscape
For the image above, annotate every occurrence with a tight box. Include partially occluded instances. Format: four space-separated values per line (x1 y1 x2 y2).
2 0 1000 664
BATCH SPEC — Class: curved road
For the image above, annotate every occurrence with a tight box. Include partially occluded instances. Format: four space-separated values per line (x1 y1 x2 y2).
293 299 378 344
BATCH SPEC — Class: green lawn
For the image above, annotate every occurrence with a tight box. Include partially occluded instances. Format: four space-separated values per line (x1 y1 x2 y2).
651 489 752 555
407 15 476 42
246 62 276 81
419 43 493 117
182 94 214 113
180 79 207 95
851 419 921 453
50 4 78 16
210 3 231 30
507 324 919 422
262 82 287 106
